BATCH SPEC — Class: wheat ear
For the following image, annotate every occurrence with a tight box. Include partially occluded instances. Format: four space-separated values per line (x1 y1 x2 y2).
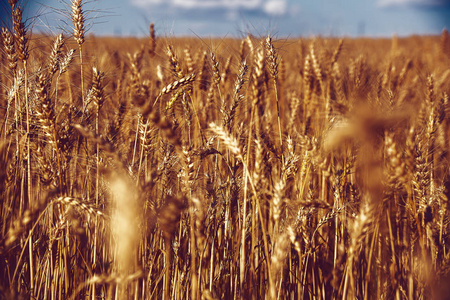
72 0 86 105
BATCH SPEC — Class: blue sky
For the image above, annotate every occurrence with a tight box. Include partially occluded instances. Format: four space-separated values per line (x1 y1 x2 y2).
1 0 450 37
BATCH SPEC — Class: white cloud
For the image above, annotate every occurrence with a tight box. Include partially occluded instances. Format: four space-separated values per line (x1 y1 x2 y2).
131 0 165 6
377 0 447 7
171 0 262 10
131 0 288 16
263 0 287 16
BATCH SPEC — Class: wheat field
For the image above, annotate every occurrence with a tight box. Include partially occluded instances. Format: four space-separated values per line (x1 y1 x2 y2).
1 1 450 299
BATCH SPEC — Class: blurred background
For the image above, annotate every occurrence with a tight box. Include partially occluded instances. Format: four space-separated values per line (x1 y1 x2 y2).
1 0 450 37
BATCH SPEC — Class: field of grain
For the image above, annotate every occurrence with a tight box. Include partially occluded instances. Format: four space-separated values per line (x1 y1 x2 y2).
1 1 450 299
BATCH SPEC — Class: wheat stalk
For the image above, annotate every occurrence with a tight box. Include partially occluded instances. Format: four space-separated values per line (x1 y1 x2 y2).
72 0 86 105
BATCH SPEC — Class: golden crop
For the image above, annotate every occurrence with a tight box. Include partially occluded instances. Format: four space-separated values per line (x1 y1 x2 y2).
1 1 450 299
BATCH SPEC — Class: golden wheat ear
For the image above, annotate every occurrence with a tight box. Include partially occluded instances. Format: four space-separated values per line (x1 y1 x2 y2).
149 23 156 57
71 0 87 106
